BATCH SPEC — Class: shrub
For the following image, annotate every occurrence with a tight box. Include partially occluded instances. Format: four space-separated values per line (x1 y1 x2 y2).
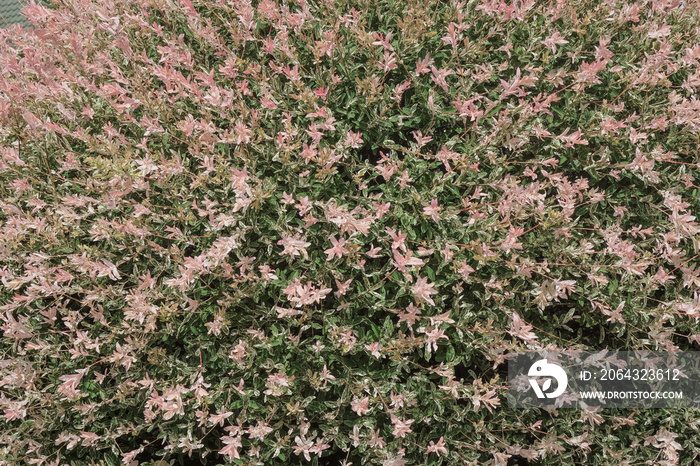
1 0 700 464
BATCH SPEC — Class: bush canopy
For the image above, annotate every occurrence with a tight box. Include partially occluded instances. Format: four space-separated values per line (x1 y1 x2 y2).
1 0 700 464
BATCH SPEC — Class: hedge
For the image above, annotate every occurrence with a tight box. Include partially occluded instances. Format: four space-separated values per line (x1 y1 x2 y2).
1 0 700 464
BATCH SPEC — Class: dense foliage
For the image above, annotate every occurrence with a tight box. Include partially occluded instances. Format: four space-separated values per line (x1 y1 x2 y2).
1 0 700 464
